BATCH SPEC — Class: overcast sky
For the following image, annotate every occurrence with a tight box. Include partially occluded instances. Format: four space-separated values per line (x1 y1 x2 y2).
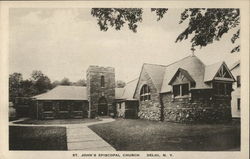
9 8 240 83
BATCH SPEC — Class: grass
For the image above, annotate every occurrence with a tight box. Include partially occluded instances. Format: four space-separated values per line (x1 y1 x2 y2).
9 126 67 150
14 118 101 125
89 119 240 151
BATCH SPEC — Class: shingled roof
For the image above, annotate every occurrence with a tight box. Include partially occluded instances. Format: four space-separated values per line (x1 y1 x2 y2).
161 55 210 93
120 78 138 100
33 86 88 100
204 62 223 82
115 78 138 100
143 63 166 92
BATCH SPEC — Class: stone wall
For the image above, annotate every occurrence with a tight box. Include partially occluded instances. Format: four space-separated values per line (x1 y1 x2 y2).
161 90 232 123
134 68 161 121
87 66 115 118
35 100 89 120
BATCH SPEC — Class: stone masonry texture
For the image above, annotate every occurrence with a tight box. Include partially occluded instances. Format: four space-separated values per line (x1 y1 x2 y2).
87 66 115 118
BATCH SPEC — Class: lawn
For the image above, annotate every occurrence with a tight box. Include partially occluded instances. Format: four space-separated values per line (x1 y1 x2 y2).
89 119 240 151
14 118 100 125
9 126 67 150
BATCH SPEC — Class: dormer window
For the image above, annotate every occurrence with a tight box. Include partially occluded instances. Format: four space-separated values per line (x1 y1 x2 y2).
173 83 189 97
140 85 151 101
101 75 105 87
168 68 194 98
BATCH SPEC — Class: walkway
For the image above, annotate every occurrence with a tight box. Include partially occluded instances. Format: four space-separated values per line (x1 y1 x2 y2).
10 118 116 151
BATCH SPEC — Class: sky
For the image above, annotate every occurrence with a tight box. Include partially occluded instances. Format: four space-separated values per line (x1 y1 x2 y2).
9 8 240 83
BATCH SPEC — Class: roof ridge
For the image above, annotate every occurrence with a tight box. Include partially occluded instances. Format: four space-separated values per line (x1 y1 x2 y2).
165 55 194 67
126 78 138 84
230 60 240 70
144 55 192 69
206 61 223 67
143 63 167 67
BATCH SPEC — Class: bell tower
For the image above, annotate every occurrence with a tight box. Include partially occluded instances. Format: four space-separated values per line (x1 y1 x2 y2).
86 66 115 118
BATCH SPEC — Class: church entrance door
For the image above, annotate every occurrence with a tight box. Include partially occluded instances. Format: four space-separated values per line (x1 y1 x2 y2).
98 97 108 116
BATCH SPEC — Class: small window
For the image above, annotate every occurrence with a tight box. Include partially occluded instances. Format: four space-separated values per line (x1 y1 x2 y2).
236 76 241 87
182 84 189 95
173 84 189 97
173 85 181 97
43 102 53 111
101 75 105 87
237 98 240 111
140 85 151 101
59 102 68 111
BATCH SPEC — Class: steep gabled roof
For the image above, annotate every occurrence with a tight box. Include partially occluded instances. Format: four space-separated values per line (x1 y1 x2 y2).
33 86 87 100
204 62 223 82
161 55 210 93
204 62 235 82
143 63 167 92
120 78 138 100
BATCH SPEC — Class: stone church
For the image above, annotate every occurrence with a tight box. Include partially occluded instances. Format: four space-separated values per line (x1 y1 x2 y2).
32 55 235 123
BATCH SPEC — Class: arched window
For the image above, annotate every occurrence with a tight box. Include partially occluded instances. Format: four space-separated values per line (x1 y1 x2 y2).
140 85 151 101
101 75 105 87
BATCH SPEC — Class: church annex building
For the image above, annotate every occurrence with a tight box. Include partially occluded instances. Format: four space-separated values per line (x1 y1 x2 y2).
31 55 236 123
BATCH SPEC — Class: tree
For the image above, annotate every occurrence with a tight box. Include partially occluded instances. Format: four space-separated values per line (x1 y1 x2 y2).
52 80 60 88
31 70 52 94
20 79 36 97
9 73 23 101
73 79 87 86
91 8 240 53
60 77 71 86
116 80 126 88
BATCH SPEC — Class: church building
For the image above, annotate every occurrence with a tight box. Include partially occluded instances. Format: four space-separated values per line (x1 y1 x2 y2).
32 55 235 123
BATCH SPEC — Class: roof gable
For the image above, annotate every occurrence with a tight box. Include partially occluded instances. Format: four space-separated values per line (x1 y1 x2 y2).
204 62 235 82
161 55 209 93
168 68 195 85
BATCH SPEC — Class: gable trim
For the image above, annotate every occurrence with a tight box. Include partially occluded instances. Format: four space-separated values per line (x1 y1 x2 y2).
133 64 145 99
168 68 195 85
212 62 236 82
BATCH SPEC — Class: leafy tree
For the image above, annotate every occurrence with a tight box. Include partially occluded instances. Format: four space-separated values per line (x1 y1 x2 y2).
31 70 52 94
73 79 87 86
20 80 35 97
91 8 143 33
60 77 71 86
116 80 126 88
9 73 23 101
52 80 60 88
91 8 240 53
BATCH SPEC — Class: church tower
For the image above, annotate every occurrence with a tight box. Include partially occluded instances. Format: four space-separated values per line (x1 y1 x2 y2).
86 66 115 118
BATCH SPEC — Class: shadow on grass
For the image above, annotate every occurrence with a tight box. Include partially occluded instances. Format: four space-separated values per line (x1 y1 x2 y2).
9 126 67 150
